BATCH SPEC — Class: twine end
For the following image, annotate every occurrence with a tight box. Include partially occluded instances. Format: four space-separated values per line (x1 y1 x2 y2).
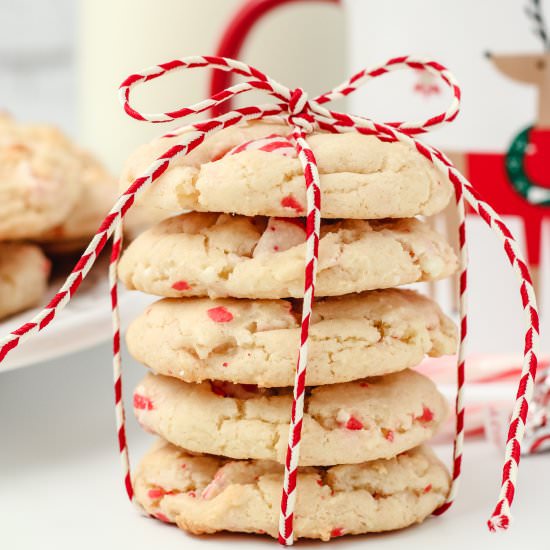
487 513 511 532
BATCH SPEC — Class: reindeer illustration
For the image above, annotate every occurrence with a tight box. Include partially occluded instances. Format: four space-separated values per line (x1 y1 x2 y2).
446 0 550 296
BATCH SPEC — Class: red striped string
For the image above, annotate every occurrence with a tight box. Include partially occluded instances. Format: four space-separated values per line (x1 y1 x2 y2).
0 55 539 543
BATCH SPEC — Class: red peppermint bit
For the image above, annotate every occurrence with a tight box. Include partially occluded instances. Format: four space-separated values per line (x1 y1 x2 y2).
222 362 229 367
416 406 434 423
383 429 395 442
133 393 154 411
153 512 171 523
423 484 432 493
316 479 323 487
148 488 166 499
171 280 190 291
280 195 304 213
188 491 197 498
274 245 280 251
181 463 187 470
331 527 344 538
359 381 369 388
345 416 364 430
257 529 266 535
207 306 234 323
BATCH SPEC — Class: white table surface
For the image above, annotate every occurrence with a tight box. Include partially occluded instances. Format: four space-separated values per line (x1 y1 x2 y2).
1 342 548 550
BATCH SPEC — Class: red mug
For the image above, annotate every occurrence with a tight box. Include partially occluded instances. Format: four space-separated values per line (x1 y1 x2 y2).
209 0 340 116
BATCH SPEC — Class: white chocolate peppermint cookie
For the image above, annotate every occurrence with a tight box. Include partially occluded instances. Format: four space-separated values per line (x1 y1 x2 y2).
118 213 458 299
0 242 50 319
35 151 118 249
133 369 448 466
0 119 80 240
127 289 457 387
134 440 450 540
123 121 452 219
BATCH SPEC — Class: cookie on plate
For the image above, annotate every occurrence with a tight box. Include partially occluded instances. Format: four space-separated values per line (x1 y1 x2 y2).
0 242 50 320
35 151 118 252
134 439 450 540
122 121 452 219
0 118 80 240
118 213 458 299
133 369 448 466
127 289 457 387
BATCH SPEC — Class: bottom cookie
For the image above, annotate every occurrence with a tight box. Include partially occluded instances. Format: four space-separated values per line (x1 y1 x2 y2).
134 439 450 541
0 242 50 320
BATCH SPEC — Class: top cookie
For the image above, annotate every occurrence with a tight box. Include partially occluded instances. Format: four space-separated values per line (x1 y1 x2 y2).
121 121 452 219
0 117 80 240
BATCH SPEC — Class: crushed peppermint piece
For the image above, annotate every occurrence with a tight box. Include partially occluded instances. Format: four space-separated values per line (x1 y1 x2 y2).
148 488 165 499
207 306 234 323
330 527 344 538
416 405 434 423
171 280 190 291
345 416 364 430
281 194 304 213
423 484 432 493
133 393 154 411
253 217 306 257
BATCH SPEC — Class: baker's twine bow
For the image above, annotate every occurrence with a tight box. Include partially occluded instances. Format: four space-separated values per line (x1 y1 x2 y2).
0 55 540 543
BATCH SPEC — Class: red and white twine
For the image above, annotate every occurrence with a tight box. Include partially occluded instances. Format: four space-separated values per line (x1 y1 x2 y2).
0 55 540 542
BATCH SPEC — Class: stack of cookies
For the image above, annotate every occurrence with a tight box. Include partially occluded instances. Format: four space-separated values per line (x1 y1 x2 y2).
0 114 117 321
119 121 459 541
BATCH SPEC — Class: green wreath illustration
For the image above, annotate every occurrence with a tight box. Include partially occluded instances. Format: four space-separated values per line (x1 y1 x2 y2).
505 125 550 207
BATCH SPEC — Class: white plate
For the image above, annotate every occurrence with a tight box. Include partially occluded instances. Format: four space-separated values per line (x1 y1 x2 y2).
0 262 153 371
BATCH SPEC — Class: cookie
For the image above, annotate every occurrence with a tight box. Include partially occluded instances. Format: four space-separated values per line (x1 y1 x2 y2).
35 151 118 249
0 118 81 240
122 120 452 219
133 369 448 466
0 242 50 319
118 213 458 299
127 289 457 387
134 439 450 540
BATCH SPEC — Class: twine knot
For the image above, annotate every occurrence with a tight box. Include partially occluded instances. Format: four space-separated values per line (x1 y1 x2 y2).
287 87 315 133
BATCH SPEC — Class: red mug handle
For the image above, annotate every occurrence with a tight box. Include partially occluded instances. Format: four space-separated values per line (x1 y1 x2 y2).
209 0 340 116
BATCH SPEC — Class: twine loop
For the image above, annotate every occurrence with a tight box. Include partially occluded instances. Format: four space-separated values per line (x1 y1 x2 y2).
287 87 315 133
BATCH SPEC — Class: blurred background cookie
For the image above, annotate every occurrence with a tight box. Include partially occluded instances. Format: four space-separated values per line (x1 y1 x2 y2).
0 115 81 240
0 242 50 320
